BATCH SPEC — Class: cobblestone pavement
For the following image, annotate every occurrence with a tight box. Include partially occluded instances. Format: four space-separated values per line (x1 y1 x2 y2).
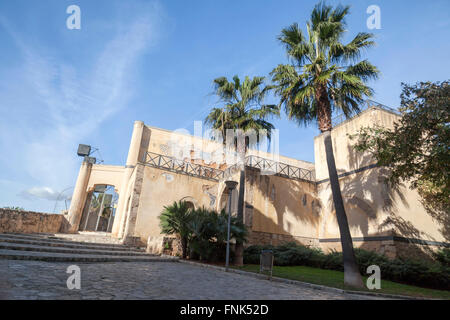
0 260 383 300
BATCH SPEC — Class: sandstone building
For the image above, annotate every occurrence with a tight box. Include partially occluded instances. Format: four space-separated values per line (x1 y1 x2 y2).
66 103 449 259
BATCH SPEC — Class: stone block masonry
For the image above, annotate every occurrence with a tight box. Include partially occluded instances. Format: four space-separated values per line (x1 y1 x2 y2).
247 230 320 248
0 209 65 234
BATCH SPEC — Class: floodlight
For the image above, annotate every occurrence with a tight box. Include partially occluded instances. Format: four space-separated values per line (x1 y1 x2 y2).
77 144 91 157
84 156 96 164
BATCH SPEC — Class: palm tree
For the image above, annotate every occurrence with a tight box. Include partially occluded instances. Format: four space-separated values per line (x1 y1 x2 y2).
205 75 279 265
188 207 248 261
159 201 194 259
270 2 379 288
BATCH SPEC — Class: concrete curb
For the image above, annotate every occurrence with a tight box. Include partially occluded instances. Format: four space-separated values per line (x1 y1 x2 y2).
178 260 431 300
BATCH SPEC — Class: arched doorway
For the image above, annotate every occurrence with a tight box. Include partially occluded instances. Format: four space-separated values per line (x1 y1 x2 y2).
79 185 118 232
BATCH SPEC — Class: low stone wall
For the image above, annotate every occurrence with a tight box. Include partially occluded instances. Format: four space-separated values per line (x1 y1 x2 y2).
320 240 397 259
319 237 448 260
0 209 64 234
247 230 320 248
147 235 183 256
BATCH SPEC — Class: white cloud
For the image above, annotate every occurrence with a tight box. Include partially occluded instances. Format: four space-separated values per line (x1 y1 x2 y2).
19 187 70 201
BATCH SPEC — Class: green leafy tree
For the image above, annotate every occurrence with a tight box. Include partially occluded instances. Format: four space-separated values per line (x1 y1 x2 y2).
159 201 194 259
353 80 449 240
270 2 379 287
205 75 279 265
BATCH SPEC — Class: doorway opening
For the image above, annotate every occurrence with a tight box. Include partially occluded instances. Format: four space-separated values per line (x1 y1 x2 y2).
79 185 118 232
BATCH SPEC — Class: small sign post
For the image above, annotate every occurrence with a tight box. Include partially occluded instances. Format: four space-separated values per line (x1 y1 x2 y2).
260 249 274 280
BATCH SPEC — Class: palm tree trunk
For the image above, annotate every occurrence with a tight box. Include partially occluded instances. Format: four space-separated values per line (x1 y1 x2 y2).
323 130 364 288
233 134 246 266
181 237 187 259
316 83 363 288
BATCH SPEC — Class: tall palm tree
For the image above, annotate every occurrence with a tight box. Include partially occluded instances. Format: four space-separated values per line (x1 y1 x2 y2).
270 2 379 288
205 75 279 265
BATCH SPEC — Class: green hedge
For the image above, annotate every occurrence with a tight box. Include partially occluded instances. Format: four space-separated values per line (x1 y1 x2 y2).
244 243 450 290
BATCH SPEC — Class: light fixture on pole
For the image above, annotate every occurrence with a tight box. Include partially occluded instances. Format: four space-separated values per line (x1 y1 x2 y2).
77 144 96 164
224 180 238 271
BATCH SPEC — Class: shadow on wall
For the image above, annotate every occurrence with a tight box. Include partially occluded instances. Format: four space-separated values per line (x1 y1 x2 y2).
423 203 450 243
323 142 443 259
246 167 320 240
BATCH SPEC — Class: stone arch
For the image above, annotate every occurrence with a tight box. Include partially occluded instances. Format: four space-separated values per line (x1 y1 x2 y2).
179 196 198 210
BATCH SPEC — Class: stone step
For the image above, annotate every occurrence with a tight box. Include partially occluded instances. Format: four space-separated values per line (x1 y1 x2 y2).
50 232 124 245
0 242 149 257
2 233 128 248
0 235 145 252
0 249 178 263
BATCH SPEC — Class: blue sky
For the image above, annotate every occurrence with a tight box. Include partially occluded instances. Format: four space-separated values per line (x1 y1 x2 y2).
0 0 449 212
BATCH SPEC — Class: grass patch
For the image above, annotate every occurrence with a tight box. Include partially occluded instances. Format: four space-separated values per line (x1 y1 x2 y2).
233 264 450 300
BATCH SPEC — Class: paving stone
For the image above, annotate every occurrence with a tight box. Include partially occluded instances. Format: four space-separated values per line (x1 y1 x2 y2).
0 260 385 300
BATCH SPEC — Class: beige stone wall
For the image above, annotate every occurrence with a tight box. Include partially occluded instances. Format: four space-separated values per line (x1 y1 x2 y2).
0 209 64 234
247 230 319 247
133 165 220 250
86 165 125 193
116 163 139 239
65 116 447 261
314 107 448 253
320 238 445 260
320 238 397 259
244 168 320 245
145 125 315 171
314 107 399 181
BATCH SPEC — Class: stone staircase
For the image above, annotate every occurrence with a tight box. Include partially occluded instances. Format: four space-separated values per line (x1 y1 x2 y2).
0 232 177 263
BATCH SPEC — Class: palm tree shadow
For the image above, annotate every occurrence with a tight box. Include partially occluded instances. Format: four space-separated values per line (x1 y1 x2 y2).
245 167 321 244
322 142 438 258
422 203 450 242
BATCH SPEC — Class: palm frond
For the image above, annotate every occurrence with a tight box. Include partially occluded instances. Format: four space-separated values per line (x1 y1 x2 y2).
270 2 378 129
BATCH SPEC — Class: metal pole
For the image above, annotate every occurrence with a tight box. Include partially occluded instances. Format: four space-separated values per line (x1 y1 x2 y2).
225 189 233 271
224 180 238 272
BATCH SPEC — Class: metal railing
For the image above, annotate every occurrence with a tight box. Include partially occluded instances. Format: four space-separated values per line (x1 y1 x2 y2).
143 152 225 181
332 99 400 127
142 152 316 183
246 155 315 182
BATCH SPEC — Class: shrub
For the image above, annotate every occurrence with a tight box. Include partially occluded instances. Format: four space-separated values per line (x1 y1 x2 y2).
354 248 389 274
275 243 325 268
244 243 326 268
320 250 344 271
187 207 247 262
243 243 450 290
159 201 194 259
159 202 248 262
433 248 450 267
243 245 271 265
